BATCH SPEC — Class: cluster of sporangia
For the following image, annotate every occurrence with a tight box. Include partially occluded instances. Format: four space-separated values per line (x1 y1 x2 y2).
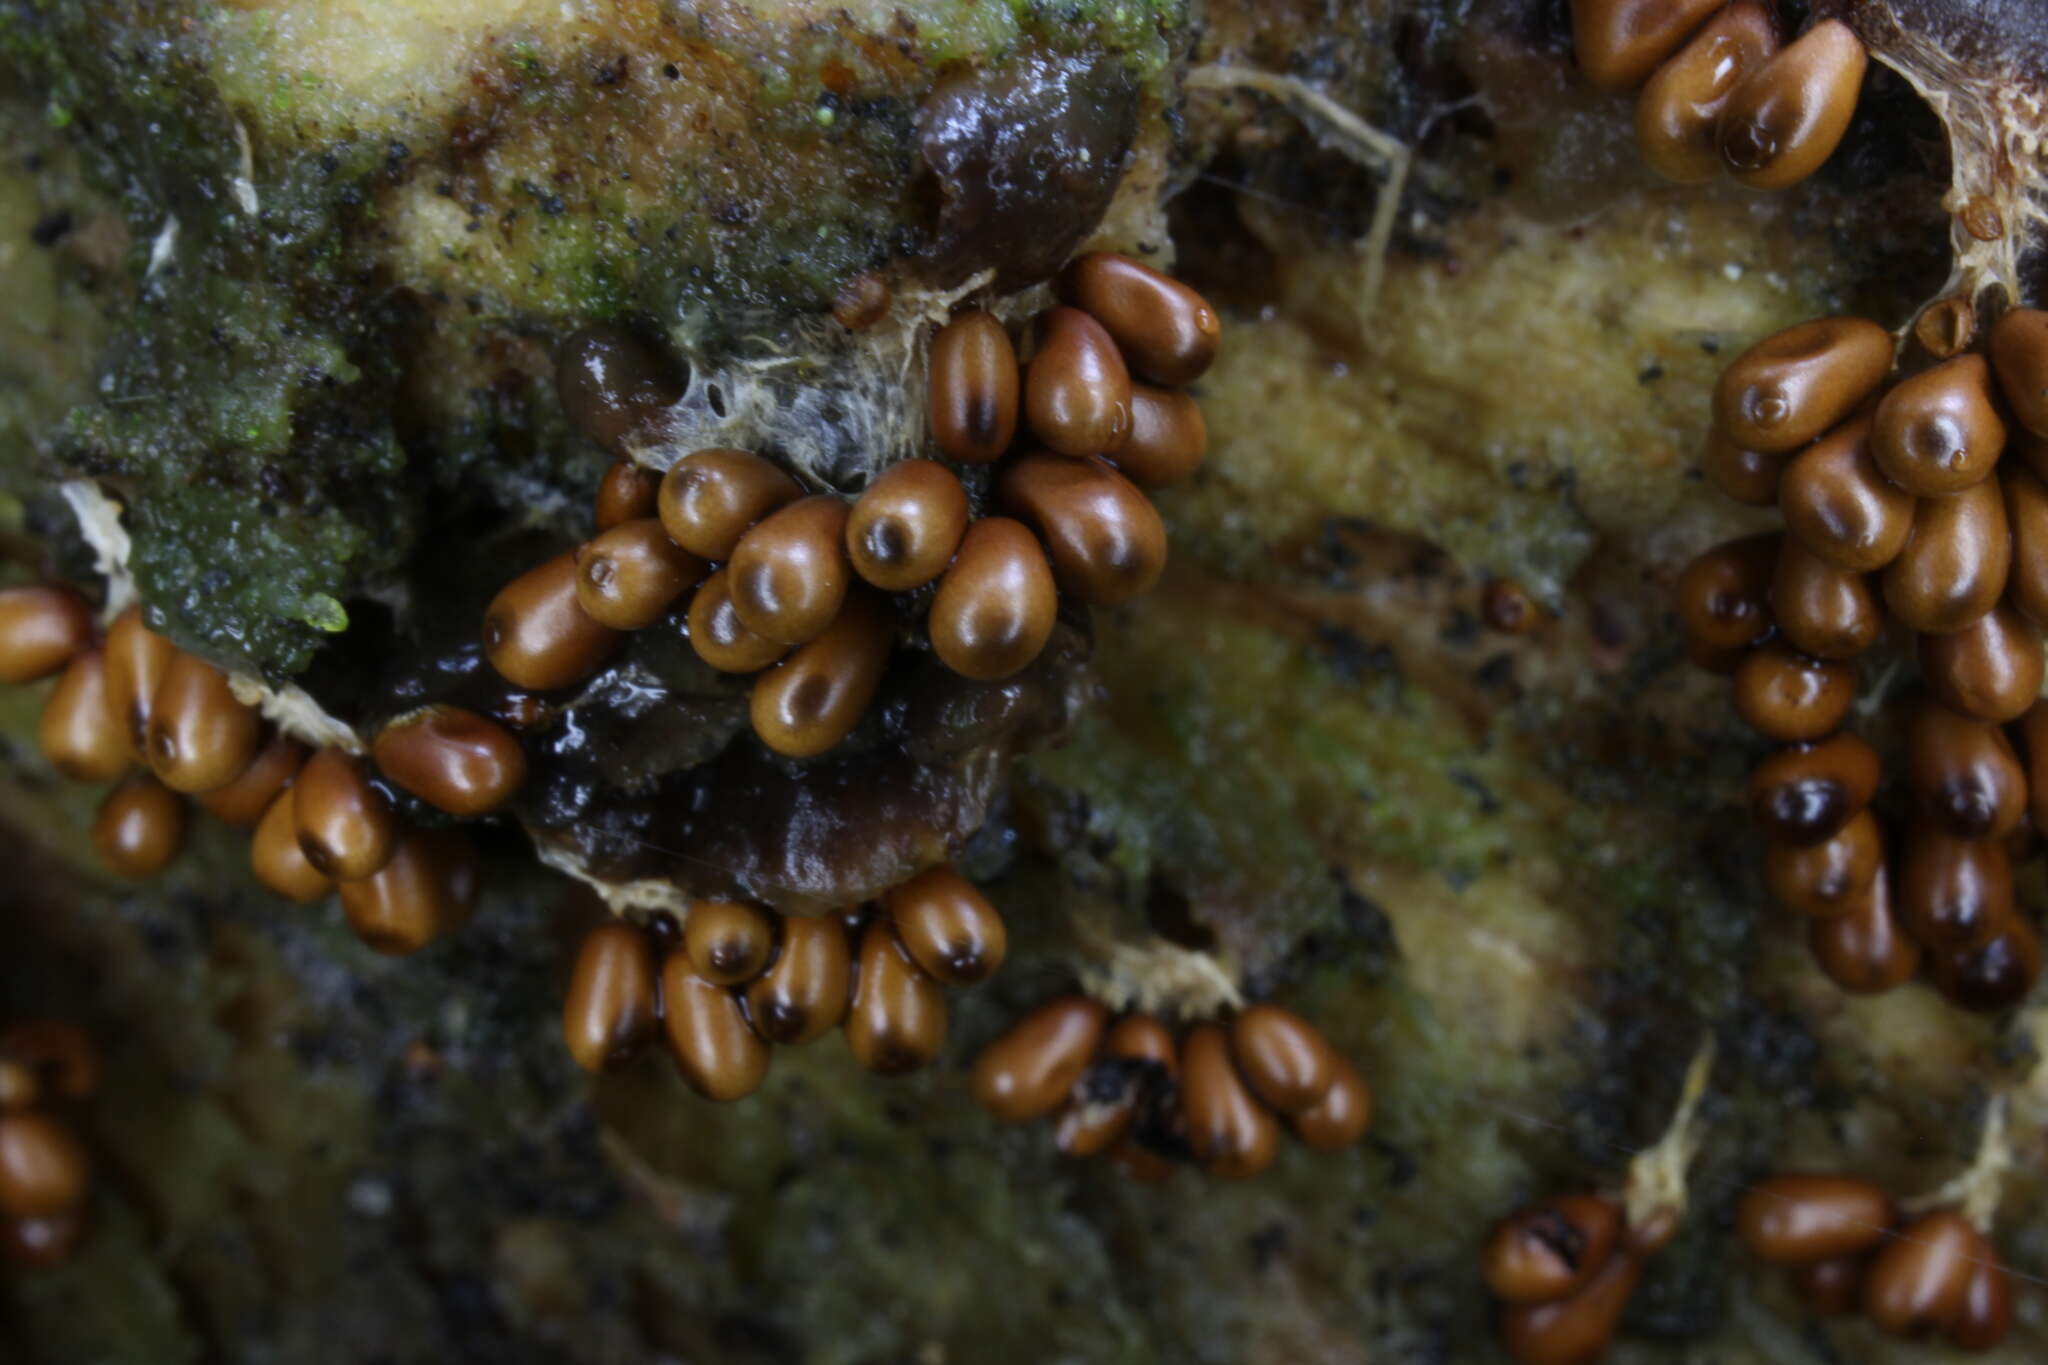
560 866 1005 1098
0 1022 95 1268
1676 309 2048 1011
0 588 491 955
500 250 1217 758
1482 1189 1682 1365
968 997 1371 1180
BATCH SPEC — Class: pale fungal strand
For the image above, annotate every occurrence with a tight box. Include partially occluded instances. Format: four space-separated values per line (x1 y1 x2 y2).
226 674 365 755
1070 927 1244 1019
1899 1094 2011 1233
58 480 134 620
1623 1032 1717 1237
532 837 692 918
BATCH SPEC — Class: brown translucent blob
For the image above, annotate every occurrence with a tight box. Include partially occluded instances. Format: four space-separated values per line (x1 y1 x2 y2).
38 650 127 783
659 955 771 1102
1483 580 1540 633
293 748 397 881
338 829 479 956
1919 604 2043 724
1764 808 1881 918
1907 702 2025 838
1989 306 2048 438
1059 252 1221 386
1634 2 1778 182
144 651 260 794
883 865 1007 984
1713 317 1890 454
593 460 660 532
1929 915 2041 1012
1000 453 1166 604
1717 19 1867 190
845 460 969 592
1500 1246 1643 1365
657 449 804 561
1572 0 1722 92
1485 1194 1623 1304
555 325 685 455
1793 1257 1867 1315
744 914 852 1044
1703 431 1786 506
728 495 853 646
1747 733 1879 845
1779 414 1914 571
1872 354 2006 497
1674 533 1777 651
1770 537 1878 659
1181 1022 1280 1180
1914 295 1976 360
1054 1013 1179 1158
683 900 777 986
0 1211 80 1267
1900 829 2012 949
749 592 891 758
1862 1210 1979 1337
0 584 93 686
372 705 528 817
0 1113 88 1220
685 569 789 674
1731 642 1854 742
831 271 892 332
1106 1012 1178 1076
561 921 658 1073
1024 306 1132 455
0 1022 97 1103
1737 1174 1895 1265
1111 385 1207 489
928 310 1020 464
2002 463 2048 626
1228 1003 1336 1114
251 787 334 904
573 518 705 630
483 553 622 691
0 1061 32 1113
971 995 1108 1122
92 772 184 880
844 919 947 1076
1947 1255 2015 1351
103 605 177 759
1809 866 1921 994
198 733 306 827
1882 477 2009 634
928 517 1058 682
1290 1053 1373 1152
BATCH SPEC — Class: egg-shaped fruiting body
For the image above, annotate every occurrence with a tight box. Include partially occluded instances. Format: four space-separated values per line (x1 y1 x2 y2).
1862 1210 1979 1337
1907 703 2025 838
657 448 803 561
555 325 686 456
729 495 853 646
0 1022 98 1102
745 914 852 1044
1000 453 1167 604
1947 1256 2015 1351
0 1061 35 1113
749 592 891 758
1919 604 2043 724
2000 463 2048 625
1228 1003 1337 1114
1703 431 1786 506
1764 809 1882 917
683 900 777 986
37 650 127 783
251 787 335 904
1929 915 2041 1012
483 553 623 691
1736 1174 1895 1265
928 517 1058 681
143 651 260 794
659 954 771 1102
198 733 306 827
831 271 892 332
1571 0 1724 93
102 606 176 760
0 1113 88 1220
1747 733 1880 845
1289 1052 1372 1152
845 460 969 592
92 772 184 879
1024 306 1132 455
294 749 397 882
1883 477 2010 634
337 829 478 956
1499 1244 1643 1365
1770 536 1880 658
1112 385 1207 489
1808 866 1921 994
1053 1012 1180 1157
593 459 661 532
1716 20 1867 190
1988 307 2048 438
574 518 706 630
1181 1022 1280 1180
1731 643 1854 742
0 585 92 686
883 865 1006 984
1871 355 2005 497
561 921 659 1073
928 310 1020 464
1712 317 1891 454
1059 252 1221 385
1779 414 1915 571
971 995 1108 1122
844 919 947 1076
685 569 790 674
1484 1194 1623 1304
1674 533 1778 651
372 705 528 817
1633 2 1778 182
